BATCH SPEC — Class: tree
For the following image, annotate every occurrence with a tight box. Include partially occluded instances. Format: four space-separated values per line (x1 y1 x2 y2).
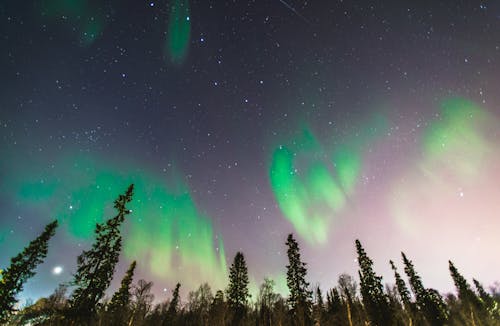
402 252 448 325
129 279 154 326
0 220 58 323
390 260 412 311
187 283 213 325
68 184 134 322
449 261 481 309
163 282 181 325
313 285 325 325
209 290 227 325
355 239 391 326
257 278 280 326
227 251 250 324
285 233 313 326
473 279 494 308
106 260 137 325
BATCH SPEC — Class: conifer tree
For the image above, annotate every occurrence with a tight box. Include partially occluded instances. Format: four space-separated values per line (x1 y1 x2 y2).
210 290 227 325
107 260 137 325
314 286 325 324
326 288 342 315
285 233 313 326
355 239 391 325
402 252 448 325
0 220 58 323
390 260 412 311
473 279 493 307
227 251 250 324
449 261 481 309
163 282 181 325
68 184 134 321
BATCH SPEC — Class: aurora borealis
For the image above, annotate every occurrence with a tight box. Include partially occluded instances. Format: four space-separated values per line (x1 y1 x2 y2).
1 0 500 304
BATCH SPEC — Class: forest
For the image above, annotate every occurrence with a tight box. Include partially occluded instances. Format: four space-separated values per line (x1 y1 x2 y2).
1 185 499 326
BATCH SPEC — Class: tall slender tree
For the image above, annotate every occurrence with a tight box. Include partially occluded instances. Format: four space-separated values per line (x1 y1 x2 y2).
449 261 481 310
286 233 313 326
0 220 58 323
402 252 448 325
390 260 412 311
106 260 137 325
68 184 134 322
227 251 250 324
163 282 181 325
355 240 391 325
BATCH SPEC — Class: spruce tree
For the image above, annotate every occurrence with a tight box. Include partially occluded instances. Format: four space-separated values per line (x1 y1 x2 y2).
68 184 134 321
163 282 181 325
449 261 481 309
227 251 250 324
285 233 313 326
107 260 137 325
355 239 391 326
402 252 448 325
390 260 412 311
473 279 493 307
0 220 58 323
326 288 341 315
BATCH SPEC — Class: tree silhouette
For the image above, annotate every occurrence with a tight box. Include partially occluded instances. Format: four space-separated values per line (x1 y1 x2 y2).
107 260 137 325
390 260 412 312
129 279 154 326
163 282 181 325
286 233 313 326
355 239 392 325
449 261 481 309
68 184 134 322
227 251 250 324
257 278 280 326
0 220 58 323
402 252 448 325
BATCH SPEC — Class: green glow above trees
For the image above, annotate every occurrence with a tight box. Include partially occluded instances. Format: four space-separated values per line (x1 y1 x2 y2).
269 117 386 245
5 154 227 290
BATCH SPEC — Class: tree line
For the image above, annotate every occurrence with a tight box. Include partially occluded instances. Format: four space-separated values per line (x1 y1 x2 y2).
0 185 499 325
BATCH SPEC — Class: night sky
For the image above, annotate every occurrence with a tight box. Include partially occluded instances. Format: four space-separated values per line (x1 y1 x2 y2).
1 0 500 303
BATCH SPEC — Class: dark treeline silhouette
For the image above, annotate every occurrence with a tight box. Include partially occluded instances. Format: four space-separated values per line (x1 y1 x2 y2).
1 185 500 325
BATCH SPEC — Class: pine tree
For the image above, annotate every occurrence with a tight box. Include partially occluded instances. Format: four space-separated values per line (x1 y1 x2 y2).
285 233 313 326
355 239 391 326
107 260 137 325
402 252 448 325
390 260 412 311
227 251 250 324
68 184 134 322
0 220 58 323
163 282 181 325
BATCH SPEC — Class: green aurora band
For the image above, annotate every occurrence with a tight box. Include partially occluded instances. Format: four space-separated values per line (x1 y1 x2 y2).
165 0 191 64
392 98 499 234
269 115 387 245
3 154 227 289
422 98 492 181
40 0 104 46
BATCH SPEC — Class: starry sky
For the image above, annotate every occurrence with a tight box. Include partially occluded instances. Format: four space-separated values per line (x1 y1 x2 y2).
1 0 500 303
